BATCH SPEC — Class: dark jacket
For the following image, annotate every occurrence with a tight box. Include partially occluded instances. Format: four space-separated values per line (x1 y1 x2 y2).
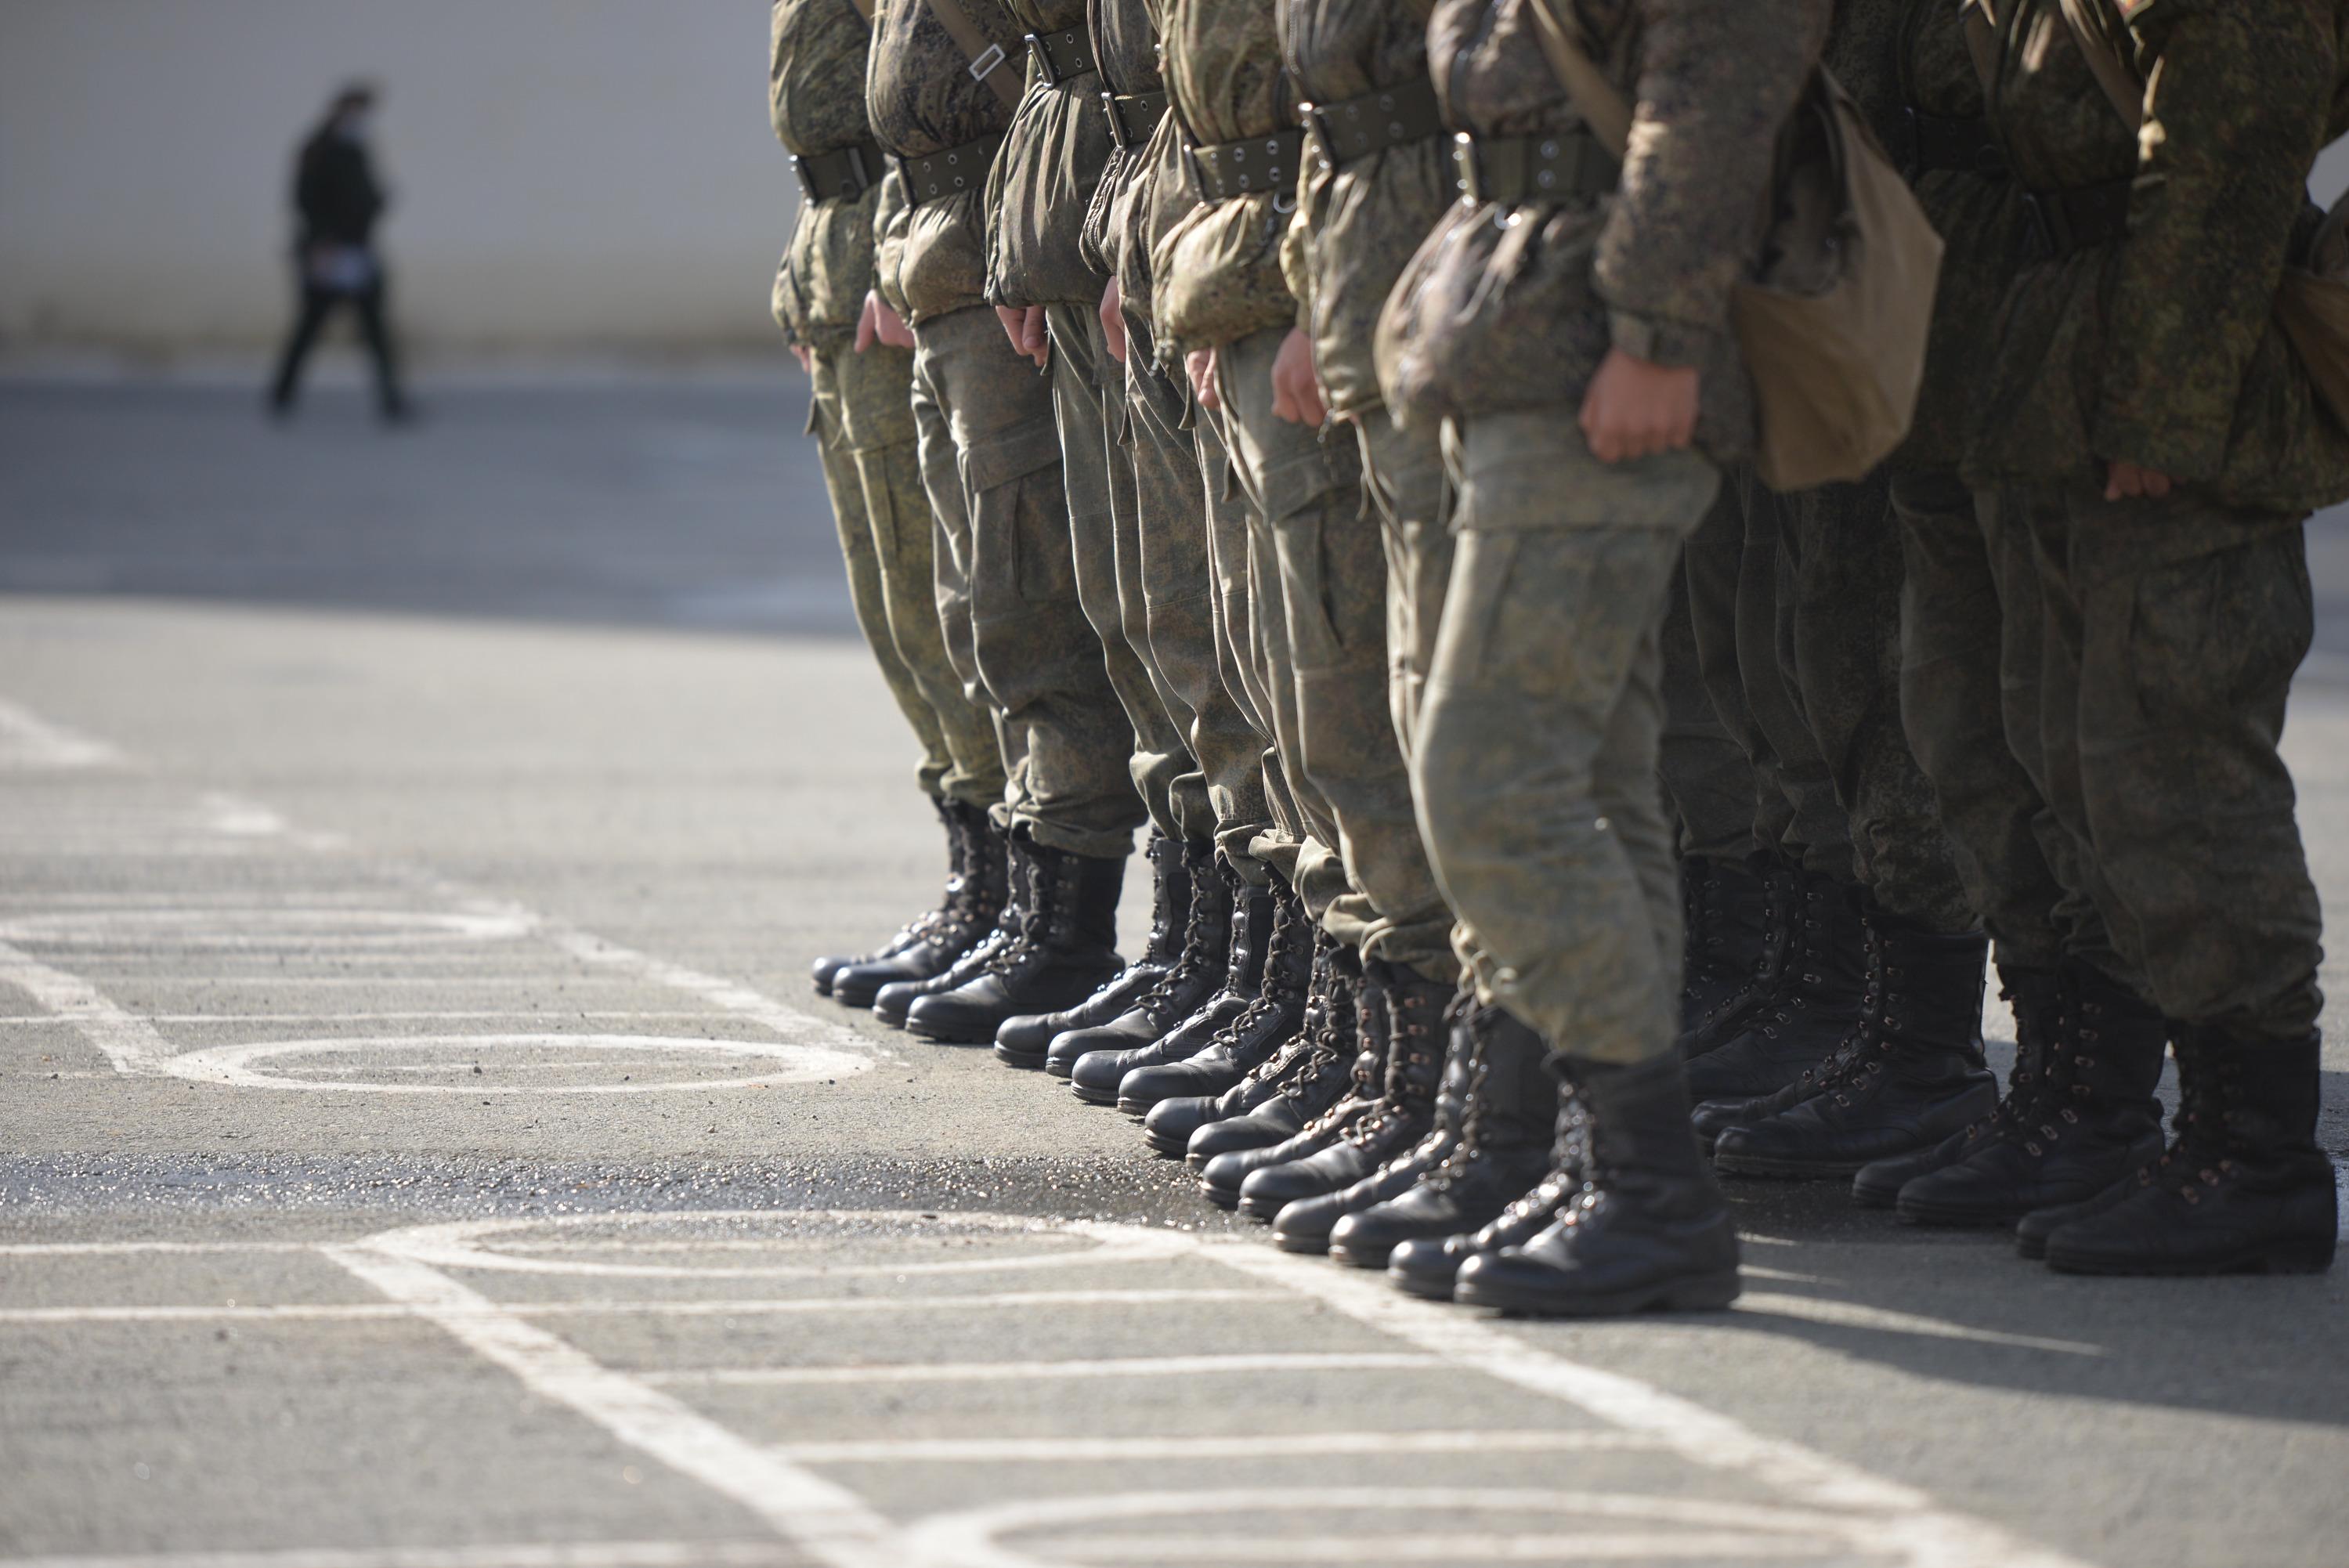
294 128 385 251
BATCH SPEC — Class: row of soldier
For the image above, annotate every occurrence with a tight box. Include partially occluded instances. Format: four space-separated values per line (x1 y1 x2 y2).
769 0 2342 1316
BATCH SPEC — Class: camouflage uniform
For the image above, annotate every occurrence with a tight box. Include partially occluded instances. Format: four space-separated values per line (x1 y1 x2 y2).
1378 0 1822 1062
1966 0 2347 1042
869 0 1146 859
1155 0 1457 978
771 0 1004 811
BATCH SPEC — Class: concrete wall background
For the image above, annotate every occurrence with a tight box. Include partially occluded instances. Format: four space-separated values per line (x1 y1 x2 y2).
0 1 798 356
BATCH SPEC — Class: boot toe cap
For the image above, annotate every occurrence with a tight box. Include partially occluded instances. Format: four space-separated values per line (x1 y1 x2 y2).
903 991 1000 1043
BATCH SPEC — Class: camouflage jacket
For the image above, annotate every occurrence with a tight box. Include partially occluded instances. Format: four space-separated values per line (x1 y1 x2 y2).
1278 0 1455 417
1151 0 1306 358
866 0 1023 322
771 0 887 349
988 0 1118 306
1082 0 1172 292
1968 0 2349 512
1374 0 1821 454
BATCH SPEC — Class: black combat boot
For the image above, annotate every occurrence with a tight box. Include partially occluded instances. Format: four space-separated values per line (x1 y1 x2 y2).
812 796 971 995
1328 1005 1558 1269
1678 851 1784 1051
1271 989 1481 1254
1712 912 1996 1180
1895 961 2166 1226
1683 869 1867 1103
1386 1088 1592 1300
1065 874 1279 1104
1196 956 1384 1205
2041 1028 2336 1275
994 834 1198 1068
902 831 1126 1043
832 807 1007 1010
1042 853 1243 1078
1114 894 1315 1115
1455 1052 1742 1317
1851 961 2062 1208
1140 938 1332 1154
1234 959 1450 1221
1182 947 1362 1168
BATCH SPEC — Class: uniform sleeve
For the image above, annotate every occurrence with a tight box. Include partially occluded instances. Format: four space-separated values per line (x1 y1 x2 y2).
2091 2 2334 479
771 1 793 148
1588 0 1821 368
1280 159 1315 334
873 166 915 317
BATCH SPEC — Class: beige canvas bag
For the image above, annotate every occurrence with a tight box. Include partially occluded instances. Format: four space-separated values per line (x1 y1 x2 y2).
1523 0 1945 490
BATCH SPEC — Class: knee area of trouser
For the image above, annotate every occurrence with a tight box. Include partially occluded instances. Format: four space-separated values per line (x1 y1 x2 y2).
2077 542 2311 747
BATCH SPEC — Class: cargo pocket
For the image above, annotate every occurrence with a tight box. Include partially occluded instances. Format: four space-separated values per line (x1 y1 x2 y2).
962 407 1073 610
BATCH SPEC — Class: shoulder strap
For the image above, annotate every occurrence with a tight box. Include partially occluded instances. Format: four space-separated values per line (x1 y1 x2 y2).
921 0 1028 109
2054 0 2148 128
1521 0 1631 158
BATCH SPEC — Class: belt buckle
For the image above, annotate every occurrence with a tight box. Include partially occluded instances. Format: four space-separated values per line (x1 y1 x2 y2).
1023 33 1054 85
1184 139 1209 198
1101 89 1130 150
1450 133 1480 204
790 154 822 204
1298 103 1334 168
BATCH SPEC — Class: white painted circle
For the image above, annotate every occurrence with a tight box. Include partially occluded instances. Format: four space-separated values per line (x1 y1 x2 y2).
0 906 534 949
897 1486 1912 1568
363 1210 1192 1279
159 1032 870 1093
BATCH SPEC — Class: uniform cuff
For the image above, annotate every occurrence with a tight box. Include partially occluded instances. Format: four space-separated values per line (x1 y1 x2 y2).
1608 309 1715 370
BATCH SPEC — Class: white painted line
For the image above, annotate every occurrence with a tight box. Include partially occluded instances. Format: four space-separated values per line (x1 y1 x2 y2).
1201 1241 2094 1568
1736 1291 2105 1357
1042 1529 1841 1561
775 1429 1660 1465
0 1241 322 1257
367 1211 1194 1279
0 908 537 948
0 697 127 770
0 1544 795 1568
0 938 175 1075
16 1010 768 1025
530 919 877 1060
197 792 349 851
321 1244 901 1568
652 1352 1441 1388
155 1033 870 1094
0 1288 1278 1326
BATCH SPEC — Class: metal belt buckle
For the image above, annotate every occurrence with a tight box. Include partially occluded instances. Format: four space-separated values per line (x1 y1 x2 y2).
791 154 822 204
1298 102 1332 168
1450 133 1480 204
1023 34 1054 84
1101 89 1130 150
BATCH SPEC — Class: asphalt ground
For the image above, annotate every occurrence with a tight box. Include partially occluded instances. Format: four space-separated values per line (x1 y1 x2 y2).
0 374 2344 1568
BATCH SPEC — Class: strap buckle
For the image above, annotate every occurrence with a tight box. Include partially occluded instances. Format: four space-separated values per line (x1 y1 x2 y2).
968 42 1007 85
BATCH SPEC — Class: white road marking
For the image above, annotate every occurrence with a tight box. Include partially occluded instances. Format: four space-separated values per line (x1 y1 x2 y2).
0 908 537 949
1200 1241 2096 1568
321 1243 902 1568
367 1212 1194 1280
0 1288 1279 1326
651 1352 1442 1388
1045 1530 1852 1561
0 1545 797 1568
0 1241 323 1257
774 1430 1661 1465
154 1033 870 1094
0 697 126 770
0 938 176 1075
1733 1292 2106 1357
197 792 349 850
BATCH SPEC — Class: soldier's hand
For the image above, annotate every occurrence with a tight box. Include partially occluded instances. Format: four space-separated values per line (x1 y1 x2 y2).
858 291 914 352
1100 280 1127 365
2105 459 2174 501
996 304 1051 370
1580 347 1699 464
1187 348 1221 412
790 345 812 374
1270 327 1327 427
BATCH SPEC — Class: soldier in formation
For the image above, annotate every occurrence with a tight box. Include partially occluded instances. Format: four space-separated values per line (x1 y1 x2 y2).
771 0 2340 1314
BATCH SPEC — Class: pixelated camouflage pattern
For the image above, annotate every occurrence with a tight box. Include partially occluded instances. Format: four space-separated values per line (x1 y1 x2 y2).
1968 0 2349 511
775 182 887 350
1079 0 1169 278
866 0 1022 320
771 0 890 346
1151 0 1309 355
1374 0 1822 453
988 0 1118 306
1280 0 1456 416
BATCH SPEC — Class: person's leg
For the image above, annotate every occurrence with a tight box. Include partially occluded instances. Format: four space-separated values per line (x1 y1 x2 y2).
268 286 335 413
2033 485 2333 1274
352 281 407 419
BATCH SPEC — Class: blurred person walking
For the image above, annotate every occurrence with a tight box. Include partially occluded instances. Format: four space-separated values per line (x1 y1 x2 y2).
267 83 410 424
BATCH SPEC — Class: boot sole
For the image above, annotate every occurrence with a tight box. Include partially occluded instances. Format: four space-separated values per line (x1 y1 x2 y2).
1456 1268 1744 1317
2044 1239 2337 1277
902 1018 997 1045
1271 1230 1331 1255
1387 1265 1461 1300
1044 1060 1076 1079
1849 1183 1900 1209
1237 1194 1285 1223
1328 1241 1398 1270
1895 1196 2033 1229
1713 1151 1869 1181
1198 1180 1240 1210
992 1045 1046 1070
1069 1082 1122 1107
1141 1125 1194 1157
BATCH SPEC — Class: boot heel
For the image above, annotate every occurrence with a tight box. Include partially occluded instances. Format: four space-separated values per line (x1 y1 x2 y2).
2256 1237 2338 1274
1663 1270 1744 1312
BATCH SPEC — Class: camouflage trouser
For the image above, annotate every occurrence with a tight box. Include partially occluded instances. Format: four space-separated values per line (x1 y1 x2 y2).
1415 411 1718 1064
1046 301 1198 842
808 340 1006 809
1755 475 1975 934
1213 326 1454 978
909 304 1145 859
2019 480 2322 1042
1894 467 2122 977
1119 313 1277 871
1662 493 1766 862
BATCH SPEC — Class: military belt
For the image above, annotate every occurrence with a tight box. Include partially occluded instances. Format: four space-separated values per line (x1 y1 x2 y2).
894 132 1006 208
792 141 884 204
1187 128 1306 202
1299 78 1444 168
1024 27 1097 86
1904 109 2006 180
1449 128 1616 206
1101 89 1168 151
2022 177 2131 259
